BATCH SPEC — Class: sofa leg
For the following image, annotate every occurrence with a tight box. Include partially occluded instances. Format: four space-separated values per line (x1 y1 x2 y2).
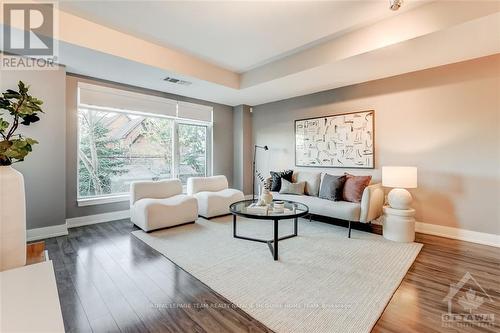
309 214 312 222
348 221 352 238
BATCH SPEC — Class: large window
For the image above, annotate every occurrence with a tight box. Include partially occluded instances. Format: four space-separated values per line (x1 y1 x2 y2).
178 123 208 184
77 84 212 201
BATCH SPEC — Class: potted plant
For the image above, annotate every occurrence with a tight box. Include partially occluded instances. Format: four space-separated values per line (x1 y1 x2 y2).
0 81 43 271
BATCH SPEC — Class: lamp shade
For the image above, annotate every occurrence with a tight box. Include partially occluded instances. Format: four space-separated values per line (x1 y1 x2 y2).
382 166 417 188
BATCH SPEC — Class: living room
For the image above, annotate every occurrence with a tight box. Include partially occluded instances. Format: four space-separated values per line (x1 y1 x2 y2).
1 1 499 333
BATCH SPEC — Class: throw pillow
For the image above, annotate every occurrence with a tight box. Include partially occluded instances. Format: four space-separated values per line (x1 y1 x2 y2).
295 171 321 196
279 179 305 195
270 170 293 192
319 174 346 201
343 173 372 203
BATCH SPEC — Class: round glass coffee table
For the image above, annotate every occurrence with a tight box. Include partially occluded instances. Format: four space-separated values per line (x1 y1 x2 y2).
229 199 309 261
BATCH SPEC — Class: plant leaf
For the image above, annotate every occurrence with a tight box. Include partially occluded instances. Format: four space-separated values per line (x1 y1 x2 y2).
0 118 9 133
20 114 40 125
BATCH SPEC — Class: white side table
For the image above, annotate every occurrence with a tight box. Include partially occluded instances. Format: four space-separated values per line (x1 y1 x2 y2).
0 261 64 332
383 206 416 242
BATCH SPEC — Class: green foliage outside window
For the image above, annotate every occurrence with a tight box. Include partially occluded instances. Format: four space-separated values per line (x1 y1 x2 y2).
78 109 127 196
78 108 208 198
179 123 206 175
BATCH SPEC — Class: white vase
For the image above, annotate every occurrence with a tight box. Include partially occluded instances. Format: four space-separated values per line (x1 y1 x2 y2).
260 188 273 205
0 166 26 271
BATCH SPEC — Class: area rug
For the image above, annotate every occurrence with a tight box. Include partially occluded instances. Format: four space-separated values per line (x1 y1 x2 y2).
132 216 422 333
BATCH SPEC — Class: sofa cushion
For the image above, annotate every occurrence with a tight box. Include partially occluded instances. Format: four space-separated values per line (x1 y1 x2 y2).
343 174 372 203
187 175 228 195
195 188 244 218
270 170 293 192
295 171 321 196
319 174 346 201
272 192 361 221
130 179 182 204
131 194 198 231
279 179 305 195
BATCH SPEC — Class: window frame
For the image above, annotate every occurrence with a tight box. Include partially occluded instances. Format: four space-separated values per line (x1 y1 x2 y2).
76 104 213 206
175 120 212 182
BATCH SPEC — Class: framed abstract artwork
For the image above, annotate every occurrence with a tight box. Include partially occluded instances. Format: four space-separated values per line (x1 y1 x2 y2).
295 110 374 169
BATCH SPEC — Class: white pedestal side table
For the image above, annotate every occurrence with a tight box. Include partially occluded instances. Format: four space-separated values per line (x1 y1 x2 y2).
383 206 416 242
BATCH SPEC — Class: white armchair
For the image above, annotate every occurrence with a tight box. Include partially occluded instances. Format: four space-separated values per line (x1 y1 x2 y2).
187 175 244 218
130 179 198 232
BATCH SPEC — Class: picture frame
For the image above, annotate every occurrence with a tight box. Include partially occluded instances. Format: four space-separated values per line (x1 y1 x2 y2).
294 110 375 169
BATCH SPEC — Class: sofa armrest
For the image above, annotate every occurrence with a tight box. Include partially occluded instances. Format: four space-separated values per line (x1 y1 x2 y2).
359 183 384 223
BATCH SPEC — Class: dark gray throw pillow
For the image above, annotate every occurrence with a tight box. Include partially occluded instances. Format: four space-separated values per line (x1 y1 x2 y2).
270 170 293 192
319 174 347 201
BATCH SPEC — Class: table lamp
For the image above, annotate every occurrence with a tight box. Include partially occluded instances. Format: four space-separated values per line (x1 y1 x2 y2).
382 166 417 210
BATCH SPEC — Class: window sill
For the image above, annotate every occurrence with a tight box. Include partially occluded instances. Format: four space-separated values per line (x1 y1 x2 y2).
77 194 130 207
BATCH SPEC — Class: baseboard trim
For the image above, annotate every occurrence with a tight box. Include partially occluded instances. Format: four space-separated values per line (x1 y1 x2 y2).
27 224 68 242
415 222 500 248
66 210 130 228
27 212 498 247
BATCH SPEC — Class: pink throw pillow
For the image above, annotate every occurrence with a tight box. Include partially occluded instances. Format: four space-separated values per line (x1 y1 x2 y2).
343 173 372 203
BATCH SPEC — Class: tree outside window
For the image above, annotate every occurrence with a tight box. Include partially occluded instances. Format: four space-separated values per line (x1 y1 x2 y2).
78 108 209 198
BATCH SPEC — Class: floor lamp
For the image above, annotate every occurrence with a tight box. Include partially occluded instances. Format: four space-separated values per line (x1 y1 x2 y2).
252 145 268 201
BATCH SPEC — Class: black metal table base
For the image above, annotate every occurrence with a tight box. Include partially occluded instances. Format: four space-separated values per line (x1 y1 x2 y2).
233 215 298 260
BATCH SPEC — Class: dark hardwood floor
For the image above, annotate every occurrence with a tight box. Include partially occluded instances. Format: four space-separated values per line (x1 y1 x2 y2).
44 219 499 333
46 220 272 333
374 233 499 333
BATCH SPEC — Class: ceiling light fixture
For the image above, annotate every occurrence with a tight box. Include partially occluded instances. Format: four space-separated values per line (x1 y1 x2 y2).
389 0 403 11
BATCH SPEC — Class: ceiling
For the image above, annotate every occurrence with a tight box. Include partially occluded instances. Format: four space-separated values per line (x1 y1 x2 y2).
58 0 426 73
2 1 499 106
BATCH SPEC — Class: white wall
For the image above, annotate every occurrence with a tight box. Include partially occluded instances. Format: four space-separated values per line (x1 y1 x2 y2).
252 55 500 235
1 67 67 229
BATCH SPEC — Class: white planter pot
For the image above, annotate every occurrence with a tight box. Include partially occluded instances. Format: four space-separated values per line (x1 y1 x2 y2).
0 166 26 271
260 189 273 205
